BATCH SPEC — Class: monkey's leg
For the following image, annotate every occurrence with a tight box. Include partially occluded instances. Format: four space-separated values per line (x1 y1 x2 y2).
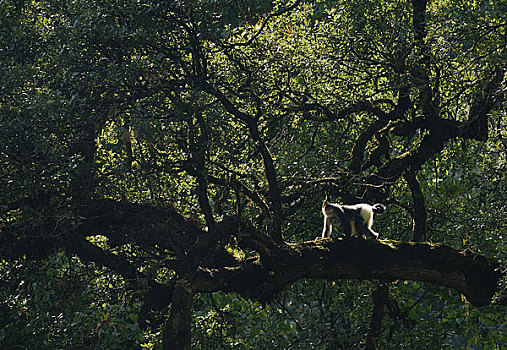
365 228 379 239
322 217 332 238
342 218 352 237
354 216 367 239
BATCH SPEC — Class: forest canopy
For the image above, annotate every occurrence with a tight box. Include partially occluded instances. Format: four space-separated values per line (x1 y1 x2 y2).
1 0 506 348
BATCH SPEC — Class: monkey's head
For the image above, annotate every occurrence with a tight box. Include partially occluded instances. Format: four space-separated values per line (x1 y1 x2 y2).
323 203 335 214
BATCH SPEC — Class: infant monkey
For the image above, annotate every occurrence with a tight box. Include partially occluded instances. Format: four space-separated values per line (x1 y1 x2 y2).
321 200 385 239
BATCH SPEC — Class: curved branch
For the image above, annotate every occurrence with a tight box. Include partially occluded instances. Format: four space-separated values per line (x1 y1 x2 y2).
350 118 391 173
203 83 283 242
369 67 503 188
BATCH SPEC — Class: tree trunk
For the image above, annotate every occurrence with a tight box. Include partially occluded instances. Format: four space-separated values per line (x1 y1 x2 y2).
163 279 193 350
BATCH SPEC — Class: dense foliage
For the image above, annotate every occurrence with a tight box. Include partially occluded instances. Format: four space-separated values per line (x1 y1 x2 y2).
1 0 506 348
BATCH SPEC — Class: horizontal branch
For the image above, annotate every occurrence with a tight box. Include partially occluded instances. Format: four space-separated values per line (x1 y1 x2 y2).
0 198 205 260
6 200 504 310
77 199 203 255
192 238 505 306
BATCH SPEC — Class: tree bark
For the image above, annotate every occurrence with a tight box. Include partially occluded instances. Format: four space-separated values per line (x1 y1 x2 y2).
404 171 427 241
163 279 193 350
366 283 389 350
191 238 505 307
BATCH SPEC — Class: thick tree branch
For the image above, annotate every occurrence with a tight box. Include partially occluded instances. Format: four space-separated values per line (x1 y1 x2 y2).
187 216 239 264
77 199 203 255
0 222 60 260
64 232 141 281
192 238 505 307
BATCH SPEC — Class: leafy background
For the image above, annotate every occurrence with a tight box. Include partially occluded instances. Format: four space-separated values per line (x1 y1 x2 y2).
1 0 506 348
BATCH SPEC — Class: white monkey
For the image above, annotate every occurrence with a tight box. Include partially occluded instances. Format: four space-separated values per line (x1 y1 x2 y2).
322 200 385 239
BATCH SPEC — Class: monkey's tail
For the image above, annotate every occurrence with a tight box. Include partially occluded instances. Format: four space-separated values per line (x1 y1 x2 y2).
372 204 385 214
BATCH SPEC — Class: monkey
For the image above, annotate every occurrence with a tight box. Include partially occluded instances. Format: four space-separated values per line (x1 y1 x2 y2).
321 200 385 239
